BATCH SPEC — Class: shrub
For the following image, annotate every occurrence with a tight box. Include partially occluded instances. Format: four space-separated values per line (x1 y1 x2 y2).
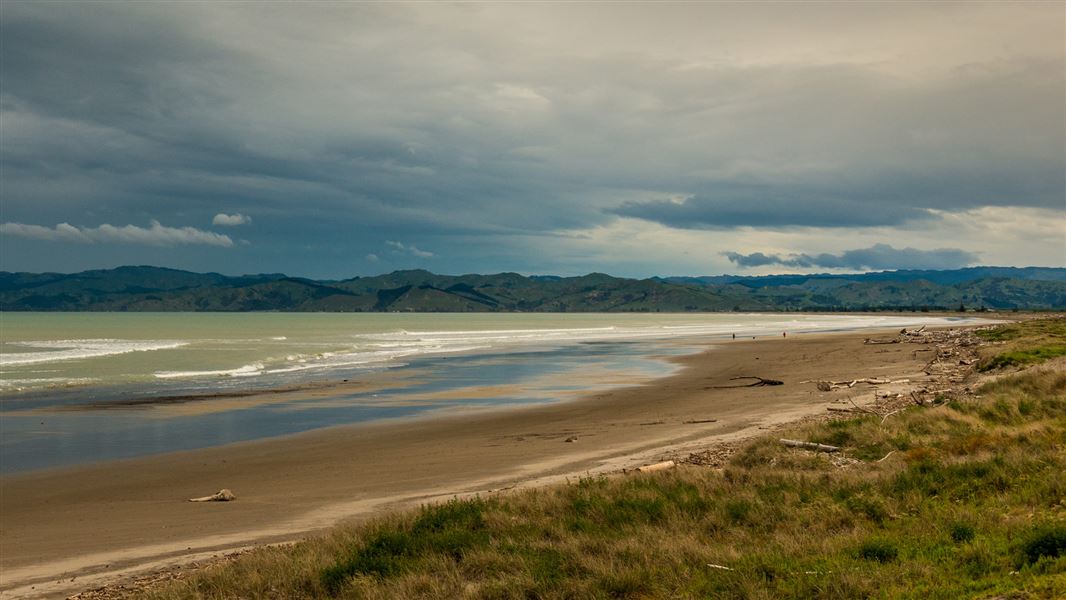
1020 525 1066 565
950 522 976 544
857 538 899 563
724 498 753 525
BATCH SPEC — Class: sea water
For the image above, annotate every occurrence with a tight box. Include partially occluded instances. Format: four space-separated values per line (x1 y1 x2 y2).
1 312 985 472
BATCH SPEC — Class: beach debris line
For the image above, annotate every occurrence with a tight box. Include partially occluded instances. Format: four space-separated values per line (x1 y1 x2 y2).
683 418 719 424
780 439 840 453
188 489 236 502
712 376 784 389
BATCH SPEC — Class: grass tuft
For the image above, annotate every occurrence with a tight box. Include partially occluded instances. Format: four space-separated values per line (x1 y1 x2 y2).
950 522 977 544
320 498 491 592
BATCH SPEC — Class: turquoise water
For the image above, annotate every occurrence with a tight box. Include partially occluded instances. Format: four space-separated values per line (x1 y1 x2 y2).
0 312 984 473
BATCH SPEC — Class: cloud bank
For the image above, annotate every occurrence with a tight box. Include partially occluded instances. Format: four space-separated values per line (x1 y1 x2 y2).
212 213 250 226
0 221 234 247
722 244 979 271
0 3 1061 276
385 241 434 258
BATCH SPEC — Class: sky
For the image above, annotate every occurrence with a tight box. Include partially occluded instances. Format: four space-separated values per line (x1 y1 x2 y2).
1 2 1063 279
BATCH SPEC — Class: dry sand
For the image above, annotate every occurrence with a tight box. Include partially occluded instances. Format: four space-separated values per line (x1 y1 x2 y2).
0 328 937 598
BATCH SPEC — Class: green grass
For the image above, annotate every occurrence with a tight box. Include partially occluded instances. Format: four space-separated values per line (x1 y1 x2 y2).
979 346 1066 371
977 317 1066 372
143 320 1066 599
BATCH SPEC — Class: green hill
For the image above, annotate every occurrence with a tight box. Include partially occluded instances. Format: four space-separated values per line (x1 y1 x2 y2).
1 266 1063 312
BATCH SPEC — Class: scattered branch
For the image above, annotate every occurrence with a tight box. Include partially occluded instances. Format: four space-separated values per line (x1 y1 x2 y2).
713 376 783 389
880 409 902 425
847 397 877 414
780 439 840 453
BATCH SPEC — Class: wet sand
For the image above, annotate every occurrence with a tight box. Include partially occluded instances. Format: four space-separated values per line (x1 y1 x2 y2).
0 329 934 597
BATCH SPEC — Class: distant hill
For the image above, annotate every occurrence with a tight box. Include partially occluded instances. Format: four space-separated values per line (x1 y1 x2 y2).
658 266 1066 289
1 266 1064 312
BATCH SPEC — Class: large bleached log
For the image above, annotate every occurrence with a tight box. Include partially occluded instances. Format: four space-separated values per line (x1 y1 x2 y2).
636 460 676 473
188 488 236 502
780 439 840 453
817 377 896 391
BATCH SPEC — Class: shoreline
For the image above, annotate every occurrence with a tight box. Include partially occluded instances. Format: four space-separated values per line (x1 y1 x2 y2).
0 326 975 598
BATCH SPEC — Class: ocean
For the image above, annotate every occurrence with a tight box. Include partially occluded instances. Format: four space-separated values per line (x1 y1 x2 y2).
1 312 983 472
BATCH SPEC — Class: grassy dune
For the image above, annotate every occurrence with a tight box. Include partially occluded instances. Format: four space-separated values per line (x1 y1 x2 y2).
144 319 1065 599
976 318 1066 371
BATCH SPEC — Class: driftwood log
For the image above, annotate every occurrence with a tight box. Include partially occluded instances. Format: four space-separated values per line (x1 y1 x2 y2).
636 460 676 473
188 489 236 502
780 439 840 453
713 376 784 389
817 377 899 391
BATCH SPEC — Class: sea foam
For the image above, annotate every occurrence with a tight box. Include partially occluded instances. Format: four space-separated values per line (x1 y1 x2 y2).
0 339 189 367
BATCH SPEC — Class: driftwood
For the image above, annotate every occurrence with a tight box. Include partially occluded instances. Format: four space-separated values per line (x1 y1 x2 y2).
684 418 719 424
817 377 897 391
910 391 925 406
867 325 932 345
780 439 840 453
188 489 236 502
713 376 783 389
636 460 676 473
846 397 878 415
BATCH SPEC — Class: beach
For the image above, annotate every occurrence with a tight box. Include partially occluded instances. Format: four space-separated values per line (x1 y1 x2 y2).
0 326 944 598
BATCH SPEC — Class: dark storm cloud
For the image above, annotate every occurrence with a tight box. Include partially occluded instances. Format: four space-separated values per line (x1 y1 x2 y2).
723 244 979 271
0 2 1062 276
612 189 931 229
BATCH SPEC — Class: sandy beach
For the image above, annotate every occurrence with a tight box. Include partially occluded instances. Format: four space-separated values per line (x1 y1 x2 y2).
1 328 942 598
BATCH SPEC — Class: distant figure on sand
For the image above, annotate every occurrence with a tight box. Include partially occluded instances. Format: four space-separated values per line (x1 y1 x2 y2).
783 332 787 338
732 333 736 340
